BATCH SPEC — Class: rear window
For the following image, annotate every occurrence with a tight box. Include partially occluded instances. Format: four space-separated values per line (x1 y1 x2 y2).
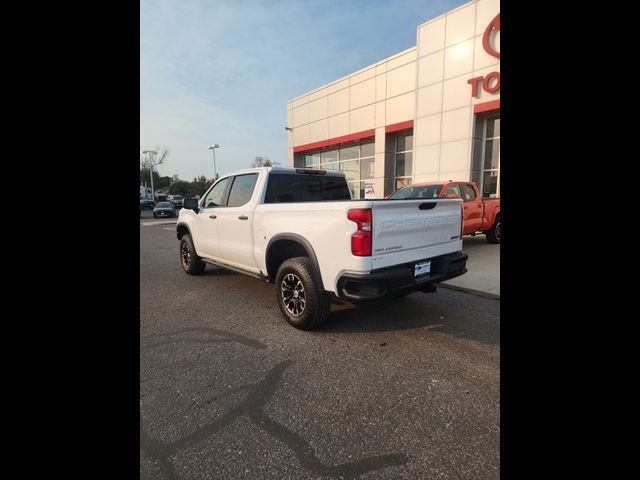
264 173 351 203
390 185 443 199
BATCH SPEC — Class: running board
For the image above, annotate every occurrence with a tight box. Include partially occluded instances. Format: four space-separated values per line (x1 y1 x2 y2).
202 258 266 281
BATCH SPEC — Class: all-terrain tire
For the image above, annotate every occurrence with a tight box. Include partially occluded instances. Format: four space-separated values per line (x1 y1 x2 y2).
179 234 206 275
275 257 329 330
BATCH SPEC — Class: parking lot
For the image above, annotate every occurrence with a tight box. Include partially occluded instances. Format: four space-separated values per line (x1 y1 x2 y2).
140 222 500 479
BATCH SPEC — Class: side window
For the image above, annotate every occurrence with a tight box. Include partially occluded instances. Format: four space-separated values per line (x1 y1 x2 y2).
202 177 231 208
227 173 259 207
443 185 462 198
460 184 476 201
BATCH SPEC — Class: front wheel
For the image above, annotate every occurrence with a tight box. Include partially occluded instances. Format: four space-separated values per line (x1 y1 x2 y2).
179 234 206 275
275 257 329 330
485 215 500 244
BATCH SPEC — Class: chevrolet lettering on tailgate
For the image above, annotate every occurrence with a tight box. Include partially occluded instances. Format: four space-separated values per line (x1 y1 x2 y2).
381 215 460 232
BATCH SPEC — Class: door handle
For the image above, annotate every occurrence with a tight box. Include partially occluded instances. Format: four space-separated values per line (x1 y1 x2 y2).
477 204 483 207
238 215 248 220
463 206 468 209
209 214 217 219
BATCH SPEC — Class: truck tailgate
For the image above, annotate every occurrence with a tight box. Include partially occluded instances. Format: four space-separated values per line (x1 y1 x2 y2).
370 199 463 270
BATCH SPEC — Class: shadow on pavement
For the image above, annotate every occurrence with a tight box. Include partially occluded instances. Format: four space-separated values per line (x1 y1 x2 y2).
317 292 500 346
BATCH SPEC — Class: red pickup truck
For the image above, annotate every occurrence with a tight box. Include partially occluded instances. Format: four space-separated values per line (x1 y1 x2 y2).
388 181 500 243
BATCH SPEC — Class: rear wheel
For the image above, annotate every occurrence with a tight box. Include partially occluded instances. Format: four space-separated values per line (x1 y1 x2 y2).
486 215 500 244
275 257 329 330
180 234 206 275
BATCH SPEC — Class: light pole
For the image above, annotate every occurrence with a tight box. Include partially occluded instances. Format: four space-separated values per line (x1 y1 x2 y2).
208 144 219 181
143 149 158 205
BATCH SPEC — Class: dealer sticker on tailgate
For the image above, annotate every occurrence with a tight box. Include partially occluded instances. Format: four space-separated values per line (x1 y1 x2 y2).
414 260 431 278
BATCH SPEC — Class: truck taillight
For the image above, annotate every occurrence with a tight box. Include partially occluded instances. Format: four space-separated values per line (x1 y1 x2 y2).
348 208 372 256
460 204 464 238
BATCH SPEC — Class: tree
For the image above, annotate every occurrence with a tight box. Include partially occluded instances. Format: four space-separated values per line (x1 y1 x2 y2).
157 176 171 189
140 168 161 187
140 145 171 191
187 176 214 197
252 155 273 167
169 181 190 196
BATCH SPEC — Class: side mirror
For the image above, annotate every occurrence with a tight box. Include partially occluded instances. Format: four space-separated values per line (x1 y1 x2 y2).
183 197 199 212
446 193 459 199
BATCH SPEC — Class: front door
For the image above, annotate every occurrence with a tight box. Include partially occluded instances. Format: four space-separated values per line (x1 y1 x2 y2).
215 173 260 270
192 177 232 258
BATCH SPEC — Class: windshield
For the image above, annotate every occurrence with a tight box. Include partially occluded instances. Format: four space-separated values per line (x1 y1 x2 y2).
390 184 444 199
157 202 173 208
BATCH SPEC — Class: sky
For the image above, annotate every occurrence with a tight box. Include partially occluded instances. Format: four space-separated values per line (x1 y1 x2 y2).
140 0 466 181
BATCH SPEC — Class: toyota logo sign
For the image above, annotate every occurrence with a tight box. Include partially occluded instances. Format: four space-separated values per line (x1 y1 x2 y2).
482 14 500 59
467 13 500 98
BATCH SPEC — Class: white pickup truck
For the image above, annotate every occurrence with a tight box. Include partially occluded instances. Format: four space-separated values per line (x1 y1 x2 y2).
177 167 468 329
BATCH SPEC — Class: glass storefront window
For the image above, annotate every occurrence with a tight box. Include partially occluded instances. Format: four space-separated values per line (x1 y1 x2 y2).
482 170 498 198
305 152 320 167
352 180 365 199
395 152 413 177
471 114 500 198
320 161 339 171
296 140 375 198
341 159 360 183
483 139 499 170
360 157 375 180
340 145 359 161
486 117 499 138
321 149 338 163
295 136 380 199
394 132 414 191
482 116 499 197
360 141 374 158
396 134 413 152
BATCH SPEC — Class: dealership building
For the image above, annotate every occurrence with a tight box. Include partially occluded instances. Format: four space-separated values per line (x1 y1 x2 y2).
286 0 500 199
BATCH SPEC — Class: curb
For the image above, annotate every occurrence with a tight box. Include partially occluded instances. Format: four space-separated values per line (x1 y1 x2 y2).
140 220 178 226
440 283 500 300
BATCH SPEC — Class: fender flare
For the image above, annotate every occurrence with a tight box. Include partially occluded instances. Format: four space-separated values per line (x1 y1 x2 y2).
265 233 324 290
176 222 191 240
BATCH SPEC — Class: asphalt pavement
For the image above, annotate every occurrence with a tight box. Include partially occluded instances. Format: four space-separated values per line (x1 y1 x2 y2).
140 221 500 479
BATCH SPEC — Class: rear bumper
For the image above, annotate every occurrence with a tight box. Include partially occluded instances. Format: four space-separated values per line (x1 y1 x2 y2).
336 251 468 301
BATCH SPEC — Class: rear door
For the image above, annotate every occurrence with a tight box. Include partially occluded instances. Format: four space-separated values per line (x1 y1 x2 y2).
460 183 484 233
371 199 463 270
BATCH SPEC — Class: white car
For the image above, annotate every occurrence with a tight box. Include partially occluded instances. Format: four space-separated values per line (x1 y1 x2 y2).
168 195 184 208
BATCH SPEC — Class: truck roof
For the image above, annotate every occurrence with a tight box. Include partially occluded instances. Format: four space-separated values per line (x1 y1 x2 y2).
399 180 474 187
218 166 346 177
